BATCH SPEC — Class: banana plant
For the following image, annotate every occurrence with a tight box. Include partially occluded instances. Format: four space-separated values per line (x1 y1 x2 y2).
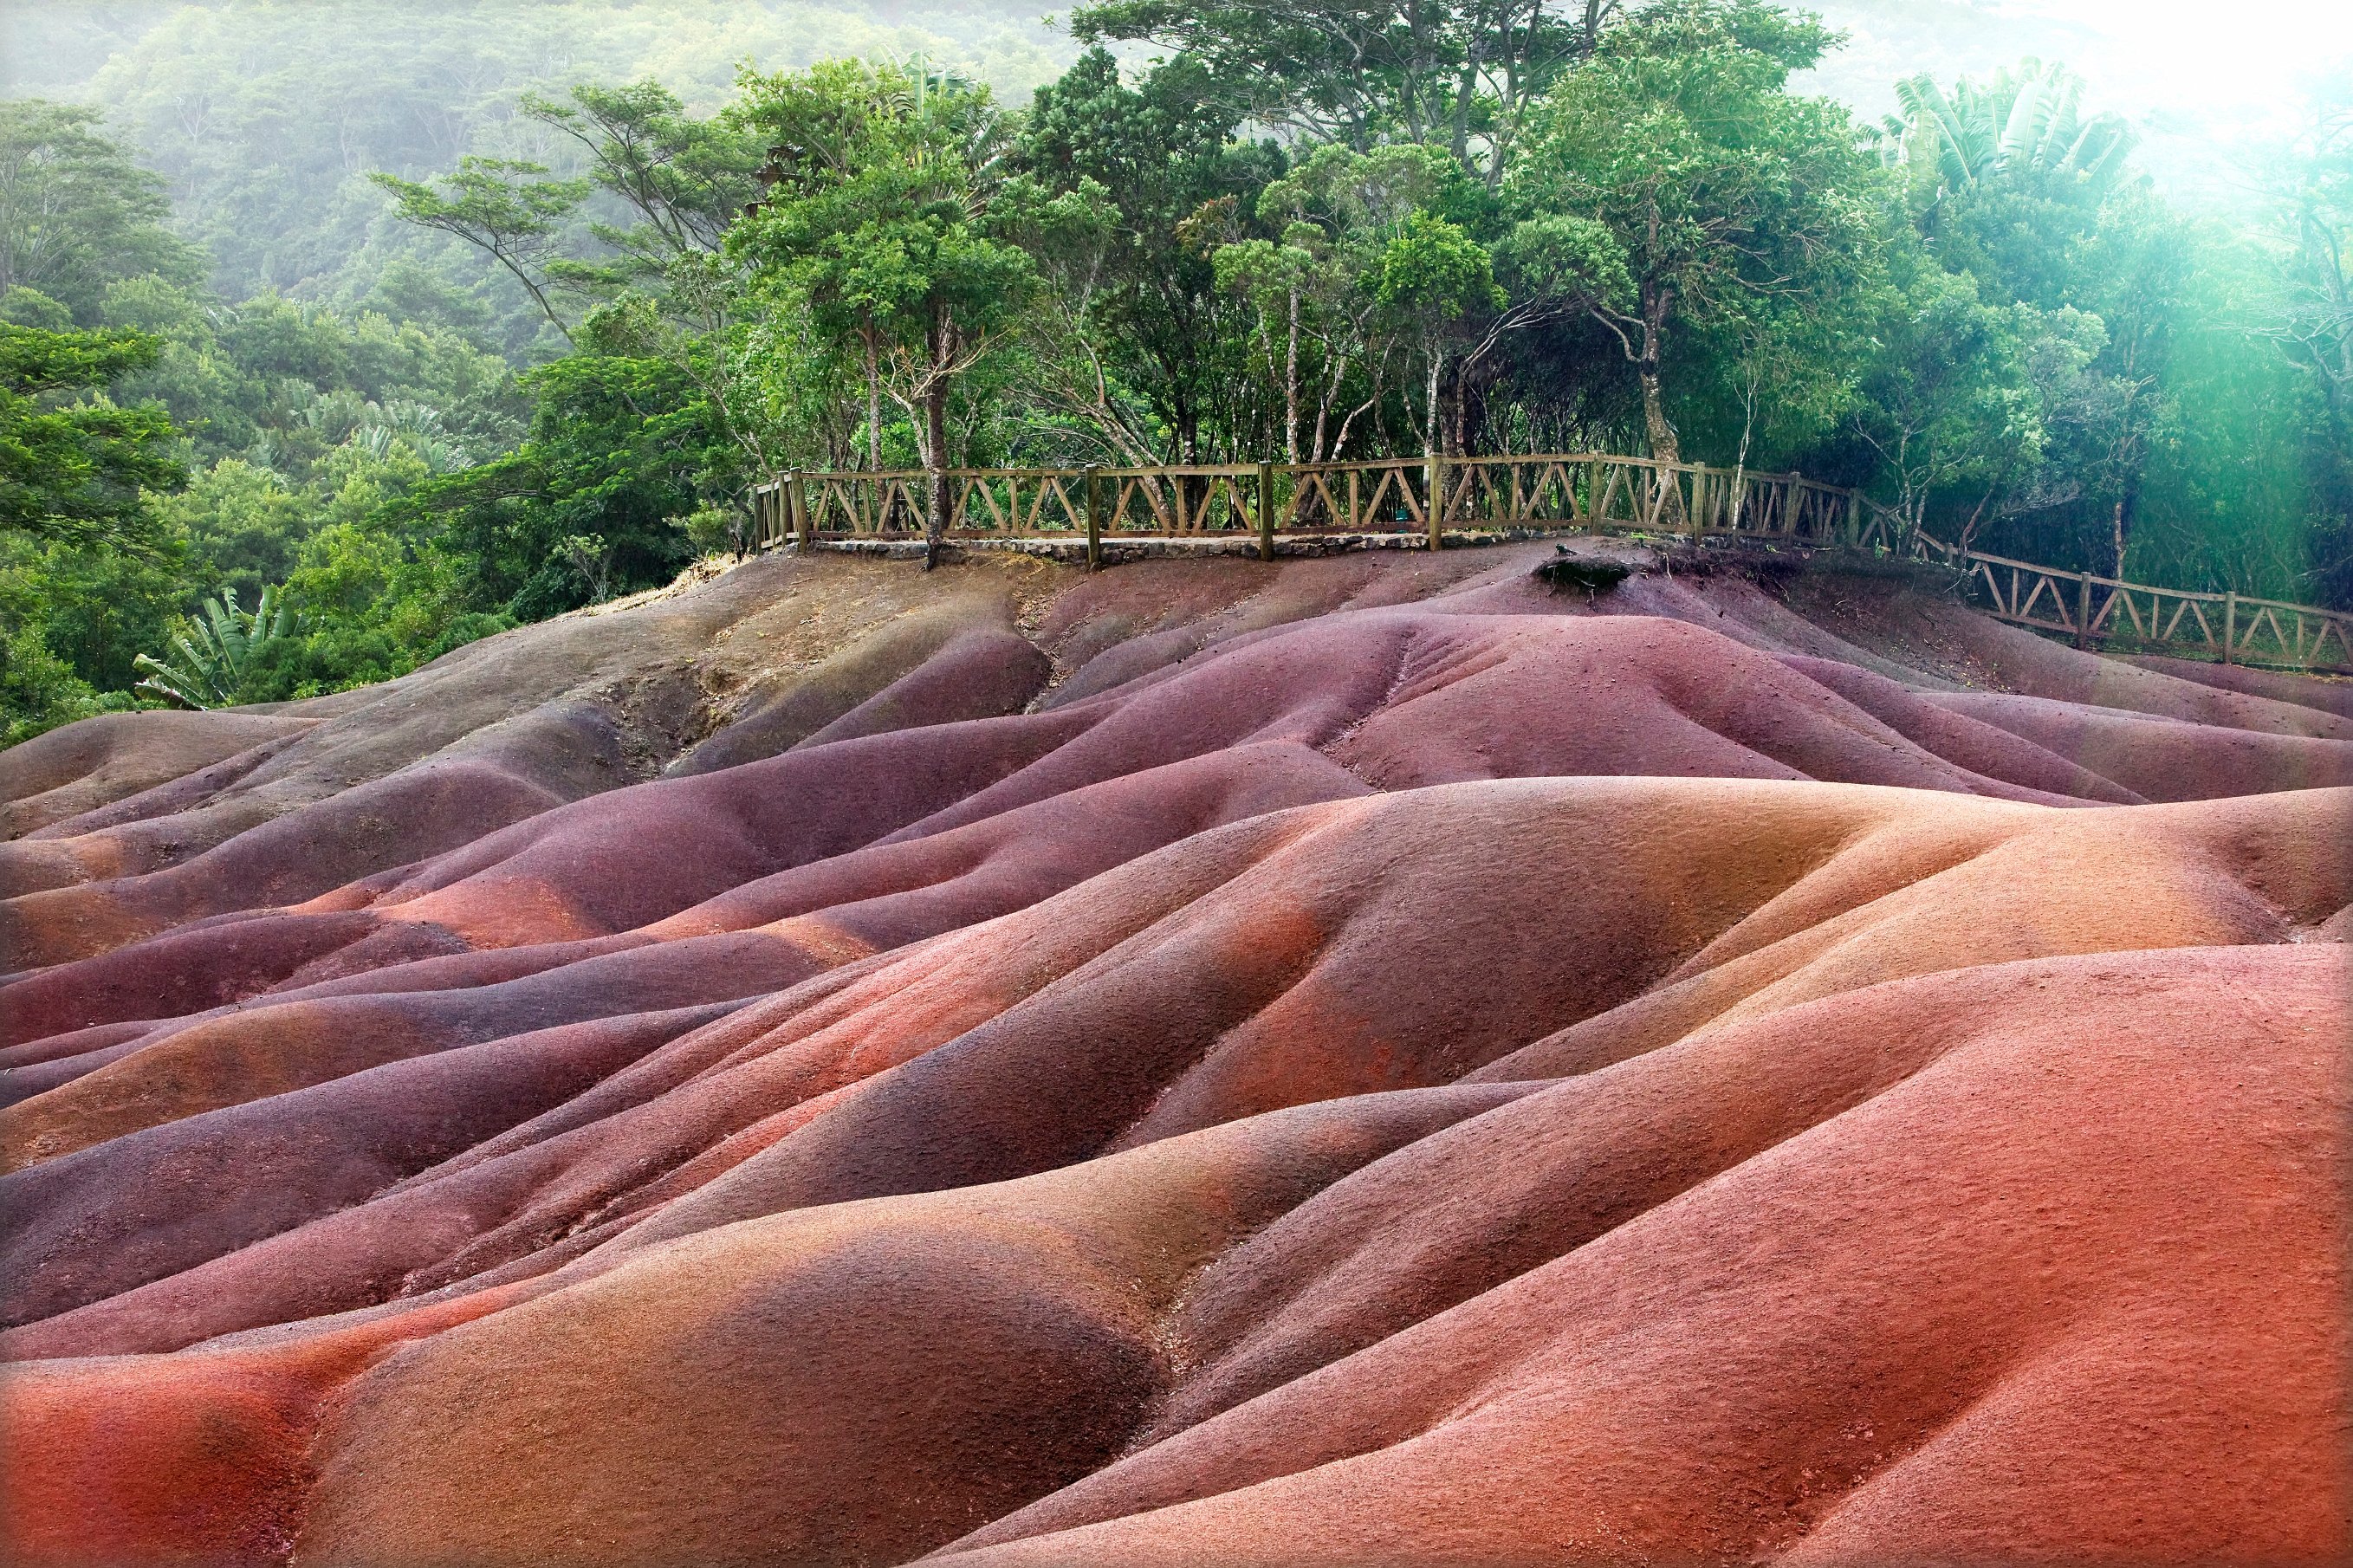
1884 59 2137 203
134 585 301 709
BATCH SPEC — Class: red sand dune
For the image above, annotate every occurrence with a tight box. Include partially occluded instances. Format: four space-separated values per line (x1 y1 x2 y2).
1 542 2345 1567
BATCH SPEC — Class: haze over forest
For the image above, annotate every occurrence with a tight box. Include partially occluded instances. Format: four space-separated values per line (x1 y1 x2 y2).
3 0 2349 743
8 0 2347 317
3 14 2350 1559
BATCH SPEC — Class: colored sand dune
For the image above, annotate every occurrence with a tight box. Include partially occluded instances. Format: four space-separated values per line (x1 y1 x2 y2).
2 542 2346 1566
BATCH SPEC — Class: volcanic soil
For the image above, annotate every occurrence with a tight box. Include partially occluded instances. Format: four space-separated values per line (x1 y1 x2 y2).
2 540 2346 1567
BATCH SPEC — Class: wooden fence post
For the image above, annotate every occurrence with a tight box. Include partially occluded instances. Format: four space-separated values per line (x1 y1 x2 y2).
1257 461 1276 561
757 458 2350 674
1427 451 1445 552
1084 464 1102 571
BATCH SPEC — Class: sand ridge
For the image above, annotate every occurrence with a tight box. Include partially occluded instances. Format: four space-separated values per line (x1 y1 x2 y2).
2 544 2346 1566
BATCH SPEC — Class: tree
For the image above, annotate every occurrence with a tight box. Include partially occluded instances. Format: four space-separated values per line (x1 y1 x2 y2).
1881 60 2139 319
0 100 203 324
1877 59 2194 575
2268 87 2353 606
1376 208 1508 458
1508 0 1879 471
0 322 185 553
1 528 188 740
528 81 765 292
1206 143 1455 464
395 353 714 619
378 81 785 534
1068 0 1624 184
1199 140 1609 464
1008 49 1280 463
2051 186 2191 577
146 457 314 603
2267 92 2353 455
732 60 1034 566
369 158 592 342
1848 252 2051 545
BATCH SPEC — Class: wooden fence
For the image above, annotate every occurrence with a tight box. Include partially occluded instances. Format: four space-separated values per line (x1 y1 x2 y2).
1911 535 2353 671
751 452 1870 554
748 453 2351 673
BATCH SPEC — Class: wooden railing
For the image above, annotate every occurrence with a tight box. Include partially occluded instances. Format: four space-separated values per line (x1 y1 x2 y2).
749 452 1870 556
748 454 2350 672
1911 533 2353 672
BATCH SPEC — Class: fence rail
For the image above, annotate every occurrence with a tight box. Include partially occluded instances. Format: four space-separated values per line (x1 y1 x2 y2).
749 454 2351 673
1910 535 2353 672
752 453 1870 553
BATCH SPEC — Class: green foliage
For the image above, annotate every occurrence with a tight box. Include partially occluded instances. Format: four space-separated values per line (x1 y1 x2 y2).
732 58 1036 554
0 528 180 743
1204 142 1483 462
1069 0 1610 178
533 80 766 295
371 159 595 342
1508 0 1881 463
149 458 310 601
133 582 299 709
230 512 499 701
1 619 123 745
84 275 521 470
1008 47 1280 462
0 321 185 553
0 99 204 324
0 287 75 330
54 2 1063 354
1885 60 2137 207
396 353 714 619
2 532 188 695
11 2 2353 748
1847 249 2065 537
2274 89 2353 606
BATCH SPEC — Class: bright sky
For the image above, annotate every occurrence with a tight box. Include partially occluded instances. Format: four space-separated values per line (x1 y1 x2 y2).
2010 0 2353 110
1795 0 2353 205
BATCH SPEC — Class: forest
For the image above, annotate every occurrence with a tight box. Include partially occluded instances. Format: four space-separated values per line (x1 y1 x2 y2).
3 0 2350 742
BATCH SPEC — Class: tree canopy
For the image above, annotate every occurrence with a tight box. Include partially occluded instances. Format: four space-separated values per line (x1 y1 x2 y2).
5 0 2353 743
0 100 203 326
0 322 184 552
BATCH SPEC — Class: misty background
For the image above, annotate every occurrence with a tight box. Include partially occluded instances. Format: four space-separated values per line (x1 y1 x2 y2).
8 0 2347 330
3 0 2347 742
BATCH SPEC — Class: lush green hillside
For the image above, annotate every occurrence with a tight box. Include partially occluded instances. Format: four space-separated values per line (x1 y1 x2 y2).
4 0 1072 350
3 0 2348 747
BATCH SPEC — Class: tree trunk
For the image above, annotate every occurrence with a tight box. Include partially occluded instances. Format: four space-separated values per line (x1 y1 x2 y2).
1284 282 1300 464
1450 362 1476 457
1637 294 1679 467
1637 286 1683 525
1424 353 1444 460
864 324 882 471
924 370 950 571
2110 496 2129 581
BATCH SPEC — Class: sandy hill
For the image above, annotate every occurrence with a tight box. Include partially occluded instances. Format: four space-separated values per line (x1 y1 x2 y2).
2 541 2346 1567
